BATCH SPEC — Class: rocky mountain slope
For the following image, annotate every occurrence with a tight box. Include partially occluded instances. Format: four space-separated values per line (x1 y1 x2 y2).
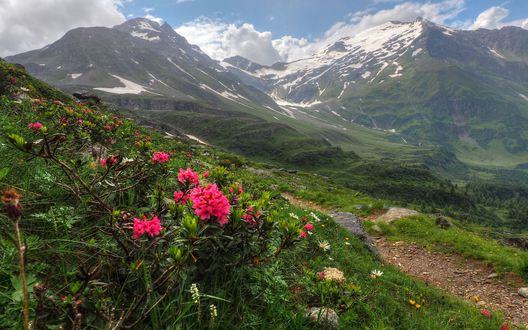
225 18 528 167
6 18 285 116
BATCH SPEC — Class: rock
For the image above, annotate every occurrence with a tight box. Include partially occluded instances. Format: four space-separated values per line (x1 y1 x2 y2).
501 237 528 250
487 273 498 279
305 307 339 329
375 207 418 224
435 215 452 229
331 212 382 260
518 287 528 298
73 91 101 104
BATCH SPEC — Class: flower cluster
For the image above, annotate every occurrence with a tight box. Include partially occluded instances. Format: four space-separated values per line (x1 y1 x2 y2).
100 155 120 167
132 215 162 239
300 222 314 238
178 168 199 186
152 151 170 164
28 122 43 131
242 207 260 225
190 184 231 226
173 191 190 204
190 283 200 304
317 267 345 282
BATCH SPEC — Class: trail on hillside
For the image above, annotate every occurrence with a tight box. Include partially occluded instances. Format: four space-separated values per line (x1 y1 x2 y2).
281 193 528 326
376 237 527 326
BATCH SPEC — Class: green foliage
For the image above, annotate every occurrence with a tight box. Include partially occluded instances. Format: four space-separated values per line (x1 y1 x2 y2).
0 58 514 329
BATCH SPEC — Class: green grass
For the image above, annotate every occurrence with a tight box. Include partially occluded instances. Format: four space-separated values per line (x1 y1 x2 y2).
0 57 515 329
184 204 506 329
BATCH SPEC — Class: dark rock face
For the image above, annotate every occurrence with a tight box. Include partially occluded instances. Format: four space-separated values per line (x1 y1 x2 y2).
73 91 101 104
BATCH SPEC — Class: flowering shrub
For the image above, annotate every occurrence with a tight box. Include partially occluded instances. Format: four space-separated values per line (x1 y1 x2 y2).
189 183 231 225
1 80 309 328
152 151 170 164
133 215 163 239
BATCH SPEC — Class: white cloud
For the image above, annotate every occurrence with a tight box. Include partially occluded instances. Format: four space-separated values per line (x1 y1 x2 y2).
321 0 464 44
176 0 195 3
0 0 125 57
469 6 528 30
175 0 466 65
176 18 282 65
144 14 164 25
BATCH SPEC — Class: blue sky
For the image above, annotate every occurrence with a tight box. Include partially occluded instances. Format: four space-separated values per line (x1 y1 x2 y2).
116 0 528 64
121 0 528 39
1 0 527 63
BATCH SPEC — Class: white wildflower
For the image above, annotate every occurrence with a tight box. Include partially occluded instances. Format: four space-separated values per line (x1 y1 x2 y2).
310 212 321 222
370 269 383 279
190 283 200 304
318 240 331 252
289 212 299 220
209 304 217 319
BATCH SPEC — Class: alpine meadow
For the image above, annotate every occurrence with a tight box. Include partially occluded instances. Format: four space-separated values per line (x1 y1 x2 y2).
1 0 528 329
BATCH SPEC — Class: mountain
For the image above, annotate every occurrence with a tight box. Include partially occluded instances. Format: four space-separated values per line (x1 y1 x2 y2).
8 18 425 167
224 18 528 168
6 18 285 116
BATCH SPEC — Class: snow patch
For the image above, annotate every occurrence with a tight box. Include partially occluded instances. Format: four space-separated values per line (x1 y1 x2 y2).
389 63 403 78
489 48 505 59
39 63 46 66
131 31 160 41
185 134 208 145
136 21 160 33
338 81 350 99
94 74 151 95
147 73 171 88
520 93 528 102
361 71 371 79
69 73 83 79
412 48 423 57
167 58 196 80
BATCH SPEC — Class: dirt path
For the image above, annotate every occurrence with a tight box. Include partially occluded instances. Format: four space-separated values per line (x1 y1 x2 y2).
375 237 527 326
282 193 528 326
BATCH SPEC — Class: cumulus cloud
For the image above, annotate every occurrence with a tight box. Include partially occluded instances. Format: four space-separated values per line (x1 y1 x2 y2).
469 6 528 30
321 0 464 44
176 18 283 65
176 0 467 65
0 0 125 57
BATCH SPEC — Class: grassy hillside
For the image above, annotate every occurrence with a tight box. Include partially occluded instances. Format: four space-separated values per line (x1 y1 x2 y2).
0 59 513 329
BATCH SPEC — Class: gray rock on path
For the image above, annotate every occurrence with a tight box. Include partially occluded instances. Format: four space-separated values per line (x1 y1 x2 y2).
331 212 382 260
518 287 528 298
305 307 339 329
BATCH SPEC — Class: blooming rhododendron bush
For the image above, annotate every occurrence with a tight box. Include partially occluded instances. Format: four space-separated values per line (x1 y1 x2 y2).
0 63 312 328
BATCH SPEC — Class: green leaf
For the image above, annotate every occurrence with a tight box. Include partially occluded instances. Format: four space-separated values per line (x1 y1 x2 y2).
0 167 9 180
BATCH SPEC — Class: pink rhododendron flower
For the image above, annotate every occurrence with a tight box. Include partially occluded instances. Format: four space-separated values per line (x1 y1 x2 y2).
316 271 325 280
152 152 170 164
480 309 491 319
203 171 209 178
304 223 313 232
300 230 307 239
28 122 43 130
173 191 190 204
501 323 510 330
100 159 107 167
133 215 162 239
190 183 230 225
177 168 199 186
